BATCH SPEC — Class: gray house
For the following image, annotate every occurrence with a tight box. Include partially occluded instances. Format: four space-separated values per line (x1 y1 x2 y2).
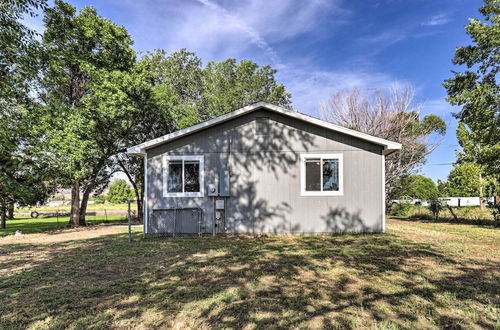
127 102 401 236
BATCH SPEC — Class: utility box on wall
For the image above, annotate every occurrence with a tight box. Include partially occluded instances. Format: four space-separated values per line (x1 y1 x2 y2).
219 170 230 196
207 183 218 196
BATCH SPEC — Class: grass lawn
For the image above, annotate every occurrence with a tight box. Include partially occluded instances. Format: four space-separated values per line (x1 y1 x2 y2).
16 203 129 213
0 219 498 329
0 216 129 237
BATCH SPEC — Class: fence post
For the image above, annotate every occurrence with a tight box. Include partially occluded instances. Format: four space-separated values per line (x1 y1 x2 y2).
128 200 132 242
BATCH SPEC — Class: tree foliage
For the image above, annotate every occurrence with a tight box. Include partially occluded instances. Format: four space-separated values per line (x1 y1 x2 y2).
34 0 136 226
320 85 446 200
438 162 497 197
443 0 500 179
438 163 482 197
0 0 50 229
107 179 133 204
390 174 438 200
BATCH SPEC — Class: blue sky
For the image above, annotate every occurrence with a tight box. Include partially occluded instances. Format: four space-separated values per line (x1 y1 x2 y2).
26 0 482 182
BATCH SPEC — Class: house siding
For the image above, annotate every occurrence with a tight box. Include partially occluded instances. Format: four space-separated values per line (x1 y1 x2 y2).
145 108 384 235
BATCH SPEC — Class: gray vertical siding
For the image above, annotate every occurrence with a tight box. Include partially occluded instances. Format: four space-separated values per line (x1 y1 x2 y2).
145 109 384 235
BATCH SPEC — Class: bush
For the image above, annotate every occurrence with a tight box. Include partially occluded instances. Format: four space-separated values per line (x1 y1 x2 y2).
428 197 444 220
389 202 412 217
93 194 106 204
107 179 133 204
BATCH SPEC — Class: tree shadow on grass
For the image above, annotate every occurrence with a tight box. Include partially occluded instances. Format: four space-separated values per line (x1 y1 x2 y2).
392 216 499 228
0 232 498 329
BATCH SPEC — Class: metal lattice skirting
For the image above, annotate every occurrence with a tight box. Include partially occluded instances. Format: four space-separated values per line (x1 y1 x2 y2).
150 208 203 237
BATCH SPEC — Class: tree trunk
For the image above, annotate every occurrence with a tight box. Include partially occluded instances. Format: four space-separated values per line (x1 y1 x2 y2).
139 174 144 223
116 156 143 223
1 204 6 229
7 203 14 220
479 172 485 210
69 180 81 227
79 184 93 226
447 205 458 221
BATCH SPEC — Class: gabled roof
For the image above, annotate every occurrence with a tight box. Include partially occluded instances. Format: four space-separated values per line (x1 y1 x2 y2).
127 102 402 156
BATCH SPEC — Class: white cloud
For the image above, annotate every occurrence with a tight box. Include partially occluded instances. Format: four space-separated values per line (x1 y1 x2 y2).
421 98 458 116
118 0 346 64
421 13 450 27
279 66 399 116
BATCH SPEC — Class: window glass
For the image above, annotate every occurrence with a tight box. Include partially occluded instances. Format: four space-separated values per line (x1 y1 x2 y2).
167 160 182 193
184 160 200 192
305 159 321 191
323 159 339 191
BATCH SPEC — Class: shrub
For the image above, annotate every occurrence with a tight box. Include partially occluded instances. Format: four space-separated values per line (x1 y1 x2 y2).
93 194 106 204
107 179 133 204
389 202 412 217
487 202 500 222
428 197 444 220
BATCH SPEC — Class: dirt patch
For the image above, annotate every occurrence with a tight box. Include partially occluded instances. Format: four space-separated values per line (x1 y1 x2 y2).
0 224 138 246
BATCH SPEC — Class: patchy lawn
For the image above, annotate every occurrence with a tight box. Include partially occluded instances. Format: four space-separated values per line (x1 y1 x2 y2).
0 219 498 329
16 203 130 213
0 216 129 236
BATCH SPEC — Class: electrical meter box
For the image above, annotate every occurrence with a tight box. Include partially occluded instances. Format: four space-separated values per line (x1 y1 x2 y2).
208 183 218 196
219 170 230 196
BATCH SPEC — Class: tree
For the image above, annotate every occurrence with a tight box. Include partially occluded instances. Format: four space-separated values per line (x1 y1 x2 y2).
0 108 51 228
320 85 446 201
107 179 133 204
201 59 292 119
0 0 50 228
36 0 136 226
390 174 438 200
443 0 499 180
438 162 494 200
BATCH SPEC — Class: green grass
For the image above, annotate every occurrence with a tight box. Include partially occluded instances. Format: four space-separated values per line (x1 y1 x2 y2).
16 203 129 213
395 205 495 222
0 219 498 329
0 215 129 236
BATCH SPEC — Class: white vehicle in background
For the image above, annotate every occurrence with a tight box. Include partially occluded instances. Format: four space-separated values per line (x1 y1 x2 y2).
390 196 428 206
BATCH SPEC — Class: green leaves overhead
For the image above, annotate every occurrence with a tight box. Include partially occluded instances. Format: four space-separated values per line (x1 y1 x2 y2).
443 0 499 179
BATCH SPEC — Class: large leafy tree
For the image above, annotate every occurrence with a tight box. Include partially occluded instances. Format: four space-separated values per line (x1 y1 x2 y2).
438 163 484 197
390 174 438 201
1 0 50 228
36 0 135 226
201 59 292 119
443 0 499 179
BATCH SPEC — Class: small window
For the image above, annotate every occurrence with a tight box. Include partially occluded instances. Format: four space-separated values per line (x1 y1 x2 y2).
163 155 204 197
300 154 343 196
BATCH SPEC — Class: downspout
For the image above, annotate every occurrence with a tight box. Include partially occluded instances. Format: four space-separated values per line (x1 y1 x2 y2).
143 152 148 236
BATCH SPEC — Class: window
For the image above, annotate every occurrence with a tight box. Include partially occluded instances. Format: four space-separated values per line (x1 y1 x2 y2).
163 155 204 197
300 154 343 196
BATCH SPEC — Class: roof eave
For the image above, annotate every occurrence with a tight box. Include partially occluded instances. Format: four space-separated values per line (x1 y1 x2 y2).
126 102 403 156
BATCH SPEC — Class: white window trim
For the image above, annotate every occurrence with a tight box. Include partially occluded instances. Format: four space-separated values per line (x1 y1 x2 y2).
163 155 204 197
300 153 344 197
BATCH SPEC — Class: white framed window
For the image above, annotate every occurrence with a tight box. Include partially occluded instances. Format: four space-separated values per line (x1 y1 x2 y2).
163 155 204 197
300 153 343 196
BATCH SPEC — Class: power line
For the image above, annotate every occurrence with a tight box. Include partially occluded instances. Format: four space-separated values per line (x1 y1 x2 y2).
425 162 456 166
